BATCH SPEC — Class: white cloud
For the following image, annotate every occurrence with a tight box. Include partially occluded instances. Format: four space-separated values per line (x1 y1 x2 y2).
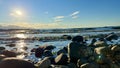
53 16 65 23
54 16 65 19
70 11 80 16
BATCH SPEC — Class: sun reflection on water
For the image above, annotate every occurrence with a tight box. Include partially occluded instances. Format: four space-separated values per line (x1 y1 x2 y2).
16 40 27 59
15 34 27 38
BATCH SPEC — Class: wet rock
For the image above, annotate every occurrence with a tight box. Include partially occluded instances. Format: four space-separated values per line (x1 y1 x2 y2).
47 57 55 64
1 50 18 57
43 45 56 51
98 38 105 41
67 35 72 40
72 35 83 42
31 48 36 52
57 48 67 55
68 42 83 63
61 35 72 40
89 38 97 47
111 45 120 52
6 43 16 47
0 47 5 51
0 57 35 68
35 47 44 58
36 57 51 68
43 50 53 57
0 55 6 61
57 46 68 55
55 53 68 65
105 33 118 41
94 41 108 47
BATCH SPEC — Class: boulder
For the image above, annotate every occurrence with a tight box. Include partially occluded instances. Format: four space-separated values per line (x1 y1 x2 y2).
43 50 53 57
6 43 16 47
31 48 36 52
72 35 83 42
0 55 6 61
35 47 44 58
95 46 111 56
111 45 120 52
105 33 118 41
77 58 88 67
43 45 56 51
94 41 108 47
55 53 68 65
0 47 5 51
57 49 67 55
0 57 35 68
1 50 18 57
37 57 51 68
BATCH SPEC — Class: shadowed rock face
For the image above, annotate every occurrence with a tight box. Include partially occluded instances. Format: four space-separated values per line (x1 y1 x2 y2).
0 58 35 68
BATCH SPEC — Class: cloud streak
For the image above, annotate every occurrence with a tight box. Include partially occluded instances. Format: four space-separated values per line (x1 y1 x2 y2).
54 16 65 23
70 11 80 16
54 16 65 19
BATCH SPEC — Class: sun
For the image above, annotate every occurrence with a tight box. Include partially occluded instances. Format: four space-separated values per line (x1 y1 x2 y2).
15 10 23 16
10 9 24 17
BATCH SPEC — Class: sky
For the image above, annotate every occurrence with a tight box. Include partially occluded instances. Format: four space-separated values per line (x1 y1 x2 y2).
0 0 120 29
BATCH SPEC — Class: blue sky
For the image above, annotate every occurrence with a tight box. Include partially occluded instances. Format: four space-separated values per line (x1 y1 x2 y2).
0 0 120 28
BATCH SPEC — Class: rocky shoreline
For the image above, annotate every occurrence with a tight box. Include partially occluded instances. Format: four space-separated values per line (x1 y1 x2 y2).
0 33 120 68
